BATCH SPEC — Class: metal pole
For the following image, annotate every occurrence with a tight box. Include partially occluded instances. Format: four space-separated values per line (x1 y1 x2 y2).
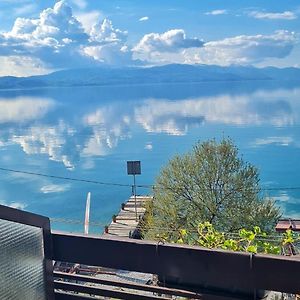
133 174 137 221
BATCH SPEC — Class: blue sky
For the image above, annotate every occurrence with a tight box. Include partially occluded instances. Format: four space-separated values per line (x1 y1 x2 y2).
0 0 299 76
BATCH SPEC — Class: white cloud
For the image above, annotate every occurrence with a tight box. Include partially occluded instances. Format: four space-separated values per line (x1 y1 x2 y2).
89 19 127 43
0 98 54 123
139 16 149 22
0 56 50 77
205 10 227 16
82 18 132 64
249 11 297 20
185 30 297 66
0 1 132 75
75 10 102 33
40 184 70 193
0 1 298 74
133 29 204 63
133 30 297 66
83 44 132 65
0 1 89 72
133 29 203 53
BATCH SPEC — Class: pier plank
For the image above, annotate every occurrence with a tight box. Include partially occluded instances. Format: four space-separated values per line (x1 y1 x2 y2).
105 196 152 238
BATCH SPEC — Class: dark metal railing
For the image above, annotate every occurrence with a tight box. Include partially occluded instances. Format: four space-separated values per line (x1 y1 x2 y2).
51 231 300 300
1 202 300 300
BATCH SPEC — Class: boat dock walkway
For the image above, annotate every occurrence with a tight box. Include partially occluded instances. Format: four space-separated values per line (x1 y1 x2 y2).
104 195 152 238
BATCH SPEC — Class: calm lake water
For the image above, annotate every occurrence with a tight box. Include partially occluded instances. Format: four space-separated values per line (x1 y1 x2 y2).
0 80 299 233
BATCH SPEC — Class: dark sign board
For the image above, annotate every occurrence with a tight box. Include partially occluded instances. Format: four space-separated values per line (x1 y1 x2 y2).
127 161 141 175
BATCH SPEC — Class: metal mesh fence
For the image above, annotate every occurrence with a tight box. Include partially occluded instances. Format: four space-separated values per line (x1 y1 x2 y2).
0 219 47 300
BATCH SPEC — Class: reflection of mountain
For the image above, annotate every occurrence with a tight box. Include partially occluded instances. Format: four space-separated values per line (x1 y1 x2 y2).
0 86 299 169
1 64 300 89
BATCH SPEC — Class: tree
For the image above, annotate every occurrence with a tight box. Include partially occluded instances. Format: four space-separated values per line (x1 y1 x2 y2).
145 138 281 241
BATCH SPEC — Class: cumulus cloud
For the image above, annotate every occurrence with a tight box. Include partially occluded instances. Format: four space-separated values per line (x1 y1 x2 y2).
0 1 89 71
0 56 49 77
89 19 127 43
205 10 227 16
133 29 297 66
249 11 297 20
82 19 132 64
185 30 297 65
83 44 132 65
139 16 149 22
0 1 297 74
15 1 87 42
133 29 204 62
133 29 203 53
75 10 103 33
0 1 133 75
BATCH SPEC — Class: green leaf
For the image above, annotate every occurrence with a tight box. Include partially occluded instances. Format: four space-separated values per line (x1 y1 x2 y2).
246 245 257 253
253 226 261 234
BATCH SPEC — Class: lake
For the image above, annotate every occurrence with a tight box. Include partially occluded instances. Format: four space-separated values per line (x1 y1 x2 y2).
0 80 299 233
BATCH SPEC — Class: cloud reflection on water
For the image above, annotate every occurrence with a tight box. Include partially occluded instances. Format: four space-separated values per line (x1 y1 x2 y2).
135 92 298 135
0 87 299 169
82 107 131 156
0 97 54 123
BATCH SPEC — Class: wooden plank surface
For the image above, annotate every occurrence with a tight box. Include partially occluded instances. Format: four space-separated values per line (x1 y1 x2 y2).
104 196 152 238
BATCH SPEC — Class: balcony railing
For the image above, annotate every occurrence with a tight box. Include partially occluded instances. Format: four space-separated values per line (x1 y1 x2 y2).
1 204 300 300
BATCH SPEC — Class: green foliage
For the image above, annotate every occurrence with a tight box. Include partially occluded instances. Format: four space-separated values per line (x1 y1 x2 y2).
162 222 283 255
144 138 281 241
282 229 300 245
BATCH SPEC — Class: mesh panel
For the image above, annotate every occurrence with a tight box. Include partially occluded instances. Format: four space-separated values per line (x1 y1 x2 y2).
0 219 47 300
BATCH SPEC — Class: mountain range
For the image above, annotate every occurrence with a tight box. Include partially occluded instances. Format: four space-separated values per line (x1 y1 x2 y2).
1 64 300 89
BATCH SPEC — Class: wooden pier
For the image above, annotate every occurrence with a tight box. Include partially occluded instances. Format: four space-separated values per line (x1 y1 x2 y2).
104 196 152 238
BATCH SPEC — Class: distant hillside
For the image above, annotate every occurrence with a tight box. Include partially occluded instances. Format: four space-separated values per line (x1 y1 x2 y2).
1 64 300 89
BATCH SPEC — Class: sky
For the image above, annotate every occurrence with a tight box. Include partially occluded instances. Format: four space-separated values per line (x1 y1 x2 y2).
0 0 299 76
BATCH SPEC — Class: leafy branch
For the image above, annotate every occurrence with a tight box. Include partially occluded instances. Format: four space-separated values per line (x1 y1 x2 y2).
172 222 300 255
